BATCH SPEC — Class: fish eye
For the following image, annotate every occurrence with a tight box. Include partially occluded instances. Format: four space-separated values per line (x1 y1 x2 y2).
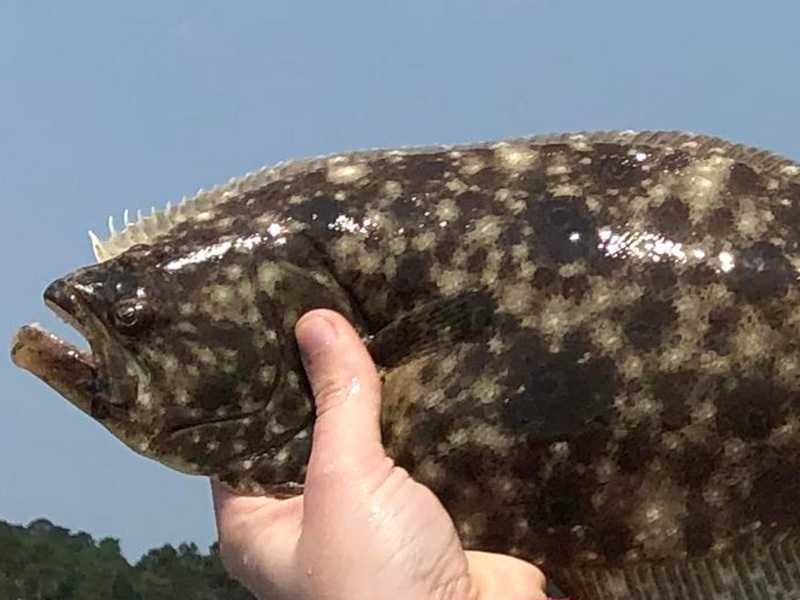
113 300 152 334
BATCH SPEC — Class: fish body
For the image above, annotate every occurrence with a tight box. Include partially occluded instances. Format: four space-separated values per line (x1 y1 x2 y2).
12 131 800 599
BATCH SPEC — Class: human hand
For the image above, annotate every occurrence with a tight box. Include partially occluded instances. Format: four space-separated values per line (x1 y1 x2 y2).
212 309 547 600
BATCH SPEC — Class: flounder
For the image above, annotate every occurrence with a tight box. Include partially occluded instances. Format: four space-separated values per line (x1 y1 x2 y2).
12 131 800 599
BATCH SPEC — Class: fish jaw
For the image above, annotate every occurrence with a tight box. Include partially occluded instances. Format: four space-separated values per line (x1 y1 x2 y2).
11 323 97 415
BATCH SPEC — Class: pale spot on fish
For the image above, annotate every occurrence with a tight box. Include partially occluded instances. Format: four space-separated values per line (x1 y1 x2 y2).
257 263 282 294
327 162 369 185
493 143 538 171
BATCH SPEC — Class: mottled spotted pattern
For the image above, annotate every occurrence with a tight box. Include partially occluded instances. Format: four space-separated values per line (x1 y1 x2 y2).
13 132 800 599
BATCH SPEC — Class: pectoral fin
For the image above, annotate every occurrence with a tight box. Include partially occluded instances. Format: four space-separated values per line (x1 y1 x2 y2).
367 289 496 368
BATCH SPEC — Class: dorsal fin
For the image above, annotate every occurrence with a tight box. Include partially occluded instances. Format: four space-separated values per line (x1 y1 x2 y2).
88 131 800 263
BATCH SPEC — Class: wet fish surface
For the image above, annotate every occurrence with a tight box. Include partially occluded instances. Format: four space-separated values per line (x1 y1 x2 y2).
11 131 800 599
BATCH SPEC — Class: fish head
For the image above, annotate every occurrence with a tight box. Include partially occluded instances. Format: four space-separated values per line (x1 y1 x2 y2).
12 245 314 482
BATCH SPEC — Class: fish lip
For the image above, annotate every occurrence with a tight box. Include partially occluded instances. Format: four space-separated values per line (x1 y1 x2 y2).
11 323 98 416
42 279 101 358
11 323 96 371
9 278 101 416
44 279 87 334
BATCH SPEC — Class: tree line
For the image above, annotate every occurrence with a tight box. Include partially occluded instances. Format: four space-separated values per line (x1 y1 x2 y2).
0 518 255 599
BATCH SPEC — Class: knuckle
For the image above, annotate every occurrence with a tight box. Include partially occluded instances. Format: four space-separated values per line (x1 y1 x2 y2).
312 377 350 413
312 373 381 415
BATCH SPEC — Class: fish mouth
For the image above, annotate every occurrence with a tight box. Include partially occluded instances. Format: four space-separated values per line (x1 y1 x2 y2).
43 279 88 336
11 280 98 415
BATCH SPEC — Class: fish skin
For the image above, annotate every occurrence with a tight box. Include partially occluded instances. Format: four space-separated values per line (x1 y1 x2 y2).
12 131 800 599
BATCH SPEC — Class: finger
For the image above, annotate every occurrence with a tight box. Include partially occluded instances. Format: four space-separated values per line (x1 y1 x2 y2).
210 480 303 593
466 551 548 600
295 310 388 486
211 479 299 527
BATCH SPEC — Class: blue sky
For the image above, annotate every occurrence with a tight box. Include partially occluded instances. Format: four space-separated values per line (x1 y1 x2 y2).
2 0 799 560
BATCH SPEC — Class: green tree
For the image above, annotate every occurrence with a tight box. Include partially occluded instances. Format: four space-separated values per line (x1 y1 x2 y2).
0 518 255 600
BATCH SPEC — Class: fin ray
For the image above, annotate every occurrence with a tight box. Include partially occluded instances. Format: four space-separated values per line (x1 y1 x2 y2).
555 536 800 600
367 289 495 368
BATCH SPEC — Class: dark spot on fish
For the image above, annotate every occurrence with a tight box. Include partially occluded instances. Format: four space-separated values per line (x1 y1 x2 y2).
247 456 283 487
528 197 598 263
466 247 488 274
675 443 720 489
519 169 549 203
597 524 630 565
728 163 764 194
560 327 594 361
466 164 503 191
624 299 677 352
500 331 616 438
533 266 557 289
243 416 272 447
706 207 734 237
288 196 341 233
410 406 450 442
91 398 110 420
496 254 519 281
390 195 420 223
652 371 693 430
616 426 656 474
716 379 788 440
480 509 526 555
749 454 800 529
729 242 795 302
461 344 492 377
704 306 739 354
759 298 792 330
653 197 690 238
402 155 449 182
291 170 328 197
417 362 438 386
532 459 591 530
658 149 692 173
594 145 645 188
642 262 678 300
498 224 525 247
394 251 433 303
544 487 581 527
381 419 396 449
684 263 718 289
456 190 489 219
774 182 800 236
433 233 459 264
570 428 613 467
446 448 496 490
562 276 589 301
195 375 239 412
684 491 714 556
444 382 462 400
364 235 383 252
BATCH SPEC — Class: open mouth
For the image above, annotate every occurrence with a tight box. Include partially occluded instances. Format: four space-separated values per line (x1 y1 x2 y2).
43 279 88 337
11 280 98 415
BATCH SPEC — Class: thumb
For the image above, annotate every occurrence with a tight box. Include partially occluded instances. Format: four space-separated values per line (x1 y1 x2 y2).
295 310 388 491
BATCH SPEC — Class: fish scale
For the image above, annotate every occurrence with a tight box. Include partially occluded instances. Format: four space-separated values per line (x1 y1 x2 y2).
11 131 800 599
